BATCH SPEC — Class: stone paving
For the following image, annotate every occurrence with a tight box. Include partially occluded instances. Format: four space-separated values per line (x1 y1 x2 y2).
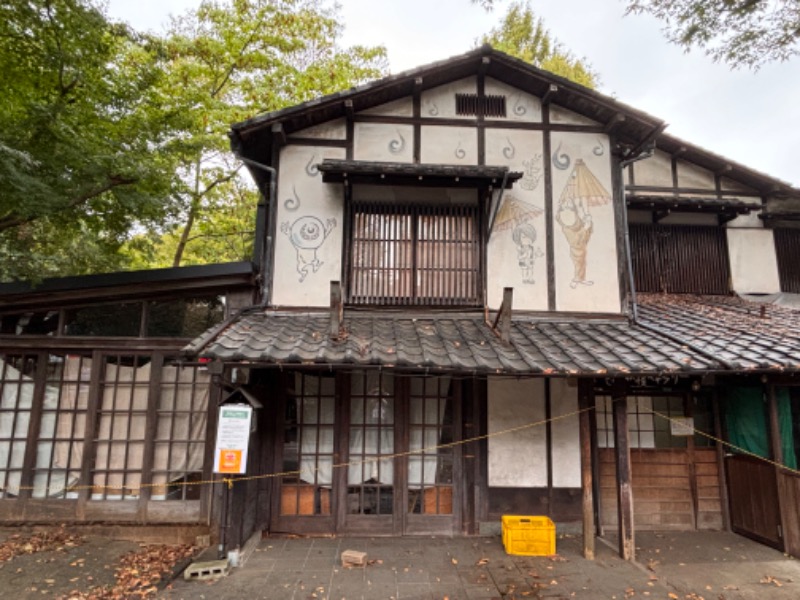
163 533 680 599
163 530 800 599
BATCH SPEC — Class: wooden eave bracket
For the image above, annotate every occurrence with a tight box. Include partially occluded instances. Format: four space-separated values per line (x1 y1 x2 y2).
604 113 626 134
271 123 286 147
541 84 558 106
330 280 344 340
653 209 670 223
492 287 514 343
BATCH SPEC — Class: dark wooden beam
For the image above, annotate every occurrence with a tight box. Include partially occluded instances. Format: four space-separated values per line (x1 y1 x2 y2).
767 383 790 552
653 209 670 223
541 84 558 106
604 113 625 134
492 287 513 343
718 213 738 225
344 99 354 118
330 281 343 339
613 392 635 561
579 379 596 560
712 390 731 531
271 123 286 147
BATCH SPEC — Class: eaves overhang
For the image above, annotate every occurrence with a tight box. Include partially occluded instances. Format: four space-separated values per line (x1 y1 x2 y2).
317 159 522 188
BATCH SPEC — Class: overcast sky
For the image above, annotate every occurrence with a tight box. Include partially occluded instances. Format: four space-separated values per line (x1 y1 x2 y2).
107 0 800 186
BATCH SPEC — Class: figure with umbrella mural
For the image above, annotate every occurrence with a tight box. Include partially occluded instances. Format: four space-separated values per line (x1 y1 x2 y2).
555 159 611 289
494 195 544 285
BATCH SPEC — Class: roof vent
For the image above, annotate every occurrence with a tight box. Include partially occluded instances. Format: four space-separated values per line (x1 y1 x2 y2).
455 93 506 118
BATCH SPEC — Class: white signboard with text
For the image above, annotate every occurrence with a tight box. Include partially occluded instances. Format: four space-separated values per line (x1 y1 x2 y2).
213 404 253 474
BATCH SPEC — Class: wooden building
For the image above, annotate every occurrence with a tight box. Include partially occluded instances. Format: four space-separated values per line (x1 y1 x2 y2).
2 46 800 560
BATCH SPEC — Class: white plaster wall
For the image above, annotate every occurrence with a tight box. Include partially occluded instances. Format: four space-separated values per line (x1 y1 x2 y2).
359 97 413 117
550 105 598 126
677 160 716 189
420 126 478 164
290 118 346 140
485 129 547 310
420 77 476 120
488 378 547 487
484 77 542 123
721 177 758 194
551 132 621 313
727 228 781 294
272 145 345 306
632 150 673 187
353 123 414 163
550 379 580 488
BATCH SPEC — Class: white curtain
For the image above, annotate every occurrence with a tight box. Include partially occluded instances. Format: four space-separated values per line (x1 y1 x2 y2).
348 371 394 485
0 357 208 500
296 373 335 487
408 376 450 489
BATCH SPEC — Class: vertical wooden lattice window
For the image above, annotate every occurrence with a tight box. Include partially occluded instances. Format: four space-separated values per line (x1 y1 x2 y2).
280 373 335 516
629 224 730 294
774 229 800 293
0 354 37 498
91 355 150 500
349 203 481 306
32 354 91 499
152 362 209 501
455 93 507 117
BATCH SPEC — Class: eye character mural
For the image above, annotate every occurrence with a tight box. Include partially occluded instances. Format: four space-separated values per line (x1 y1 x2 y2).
494 195 545 285
281 216 336 282
555 158 611 289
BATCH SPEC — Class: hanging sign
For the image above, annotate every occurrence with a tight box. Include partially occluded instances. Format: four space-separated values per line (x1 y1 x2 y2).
670 416 695 437
213 404 253 474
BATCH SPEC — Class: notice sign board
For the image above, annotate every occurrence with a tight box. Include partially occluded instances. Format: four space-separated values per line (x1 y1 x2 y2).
213 404 253 474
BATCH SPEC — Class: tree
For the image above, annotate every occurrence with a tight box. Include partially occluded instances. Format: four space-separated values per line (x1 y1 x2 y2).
481 1 598 88
0 0 186 280
625 0 800 69
0 0 386 280
121 0 387 268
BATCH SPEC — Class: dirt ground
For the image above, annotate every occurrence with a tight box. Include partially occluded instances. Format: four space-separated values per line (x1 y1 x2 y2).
0 527 197 600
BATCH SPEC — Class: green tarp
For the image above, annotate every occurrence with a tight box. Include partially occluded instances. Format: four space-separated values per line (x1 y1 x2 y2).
724 386 796 470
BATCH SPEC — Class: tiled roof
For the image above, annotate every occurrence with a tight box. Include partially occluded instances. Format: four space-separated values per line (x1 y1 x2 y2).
637 293 800 371
186 294 800 376
187 309 721 376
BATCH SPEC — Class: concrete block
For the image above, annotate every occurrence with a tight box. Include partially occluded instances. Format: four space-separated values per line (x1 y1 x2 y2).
183 559 230 581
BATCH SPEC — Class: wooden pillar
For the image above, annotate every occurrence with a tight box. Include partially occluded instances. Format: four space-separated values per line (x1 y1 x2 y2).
613 391 635 561
578 379 595 560
712 390 731 531
767 383 790 552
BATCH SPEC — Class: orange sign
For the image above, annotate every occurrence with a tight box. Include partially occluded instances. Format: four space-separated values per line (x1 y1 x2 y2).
218 449 242 473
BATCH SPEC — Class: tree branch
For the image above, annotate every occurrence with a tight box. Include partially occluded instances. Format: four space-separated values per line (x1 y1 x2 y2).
0 176 137 232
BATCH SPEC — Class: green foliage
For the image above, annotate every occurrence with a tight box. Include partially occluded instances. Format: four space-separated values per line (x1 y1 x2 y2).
0 0 188 280
626 0 800 68
481 1 598 88
0 0 386 281
120 0 387 268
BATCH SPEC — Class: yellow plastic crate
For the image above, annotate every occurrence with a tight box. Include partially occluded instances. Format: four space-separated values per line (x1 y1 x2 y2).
502 515 556 556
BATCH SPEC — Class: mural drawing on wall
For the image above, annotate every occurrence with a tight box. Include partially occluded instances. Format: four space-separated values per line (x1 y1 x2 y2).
555 158 611 289
281 216 337 282
495 195 544 284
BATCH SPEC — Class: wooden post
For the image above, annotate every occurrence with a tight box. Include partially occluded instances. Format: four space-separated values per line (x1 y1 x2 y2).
712 390 731 531
330 281 343 339
578 379 595 560
613 391 635 561
767 383 790 551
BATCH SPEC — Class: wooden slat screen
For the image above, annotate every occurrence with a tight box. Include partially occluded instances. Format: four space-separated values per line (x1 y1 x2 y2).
774 228 800 293
630 224 730 294
349 203 481 306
